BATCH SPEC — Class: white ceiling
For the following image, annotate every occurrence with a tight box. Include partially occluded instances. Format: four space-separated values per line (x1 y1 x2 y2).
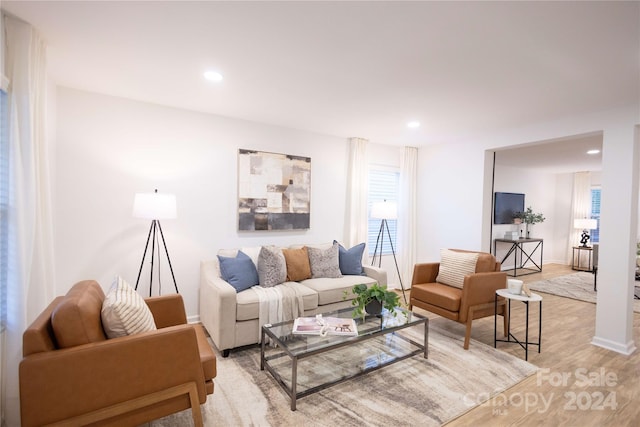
2 1 638 161
495 132 603 174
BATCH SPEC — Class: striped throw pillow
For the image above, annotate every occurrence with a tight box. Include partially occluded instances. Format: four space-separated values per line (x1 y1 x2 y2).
101 276 157 338
436 249 480 289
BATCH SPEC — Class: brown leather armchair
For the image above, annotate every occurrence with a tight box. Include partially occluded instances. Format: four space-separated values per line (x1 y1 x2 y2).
409 249 508 349
19 280 216 427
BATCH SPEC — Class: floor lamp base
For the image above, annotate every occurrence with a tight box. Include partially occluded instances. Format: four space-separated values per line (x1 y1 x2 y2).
135 220 179 296
370 219 407 305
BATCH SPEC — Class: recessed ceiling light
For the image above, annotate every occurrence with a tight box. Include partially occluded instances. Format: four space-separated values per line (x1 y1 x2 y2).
203 71 223 82
407 121 420 129
587 149 600 155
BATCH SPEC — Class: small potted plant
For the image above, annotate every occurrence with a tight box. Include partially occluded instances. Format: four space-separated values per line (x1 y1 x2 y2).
346 283 400 320
514 206 545 238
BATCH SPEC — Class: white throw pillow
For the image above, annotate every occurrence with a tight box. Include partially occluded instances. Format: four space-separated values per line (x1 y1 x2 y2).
101 276 157 338
436 249 480 289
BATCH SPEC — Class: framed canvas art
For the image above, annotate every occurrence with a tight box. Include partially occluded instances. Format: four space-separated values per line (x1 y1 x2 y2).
238 149 311 230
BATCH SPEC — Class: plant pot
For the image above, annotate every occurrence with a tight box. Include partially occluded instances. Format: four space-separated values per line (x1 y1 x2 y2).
365 300 383 316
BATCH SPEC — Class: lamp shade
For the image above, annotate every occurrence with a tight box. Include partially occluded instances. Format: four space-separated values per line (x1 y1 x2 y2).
574 218 597 230
133 191 177 220
371 200 398 220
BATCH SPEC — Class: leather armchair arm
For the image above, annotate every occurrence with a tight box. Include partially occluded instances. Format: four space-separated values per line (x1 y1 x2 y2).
19 325 206 427
146 294 188 328
459 271 508 314
411 263 440 286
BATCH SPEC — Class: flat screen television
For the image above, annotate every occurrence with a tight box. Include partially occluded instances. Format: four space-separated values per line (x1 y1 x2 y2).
494 192 525 224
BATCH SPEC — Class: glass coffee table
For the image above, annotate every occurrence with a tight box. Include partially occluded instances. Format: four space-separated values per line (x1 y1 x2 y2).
260 306 428 410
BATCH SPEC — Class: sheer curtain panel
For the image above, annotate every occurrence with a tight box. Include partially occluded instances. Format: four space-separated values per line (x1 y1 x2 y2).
397 146 417 289
346 138 369 252
3 15 55 426
568 172 592 262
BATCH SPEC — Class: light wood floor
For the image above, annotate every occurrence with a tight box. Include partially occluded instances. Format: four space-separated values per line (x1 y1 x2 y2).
400 264 640 426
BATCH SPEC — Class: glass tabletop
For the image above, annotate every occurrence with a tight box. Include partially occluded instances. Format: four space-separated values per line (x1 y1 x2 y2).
262 306 426 357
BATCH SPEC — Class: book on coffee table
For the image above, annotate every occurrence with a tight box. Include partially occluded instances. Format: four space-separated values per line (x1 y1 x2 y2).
292 315 358 337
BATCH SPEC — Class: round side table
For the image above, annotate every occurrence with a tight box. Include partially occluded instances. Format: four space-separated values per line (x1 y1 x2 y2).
494 288 542 361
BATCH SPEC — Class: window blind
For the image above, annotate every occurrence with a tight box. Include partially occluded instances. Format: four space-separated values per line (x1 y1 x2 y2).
591 188 601 243
367 169 399 256
0 89 8 330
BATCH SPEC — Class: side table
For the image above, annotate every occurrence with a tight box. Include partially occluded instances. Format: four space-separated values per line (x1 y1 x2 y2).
572 246 593 272
494 288 542 361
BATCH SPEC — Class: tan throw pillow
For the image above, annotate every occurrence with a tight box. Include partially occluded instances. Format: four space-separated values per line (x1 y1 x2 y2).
282 247 312 281
436 249 480 289
101 276 157 338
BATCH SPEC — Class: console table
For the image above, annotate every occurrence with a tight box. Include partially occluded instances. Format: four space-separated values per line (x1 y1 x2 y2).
494 238 543 277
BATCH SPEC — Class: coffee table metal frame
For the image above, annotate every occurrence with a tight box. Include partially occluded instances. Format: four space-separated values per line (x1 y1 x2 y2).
260 306 428 410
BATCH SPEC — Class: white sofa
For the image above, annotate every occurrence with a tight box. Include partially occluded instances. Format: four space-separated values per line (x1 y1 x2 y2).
199 244 387 356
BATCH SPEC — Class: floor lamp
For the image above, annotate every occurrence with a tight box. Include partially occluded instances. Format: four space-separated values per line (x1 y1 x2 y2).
370 200 407 304
133 189 179 296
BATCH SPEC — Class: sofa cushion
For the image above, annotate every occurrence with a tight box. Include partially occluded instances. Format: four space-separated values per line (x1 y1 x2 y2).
436 249 480 289
235 282 318 321
282 247 312 281
308 242 342 279
101 276 157 339
335 241 365 275
300 275 376 306
218 250 259 292
257 246 287 287
51 280 108 349
411 282 462 312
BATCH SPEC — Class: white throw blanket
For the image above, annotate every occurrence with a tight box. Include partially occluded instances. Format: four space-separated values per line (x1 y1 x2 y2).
253 282 304 343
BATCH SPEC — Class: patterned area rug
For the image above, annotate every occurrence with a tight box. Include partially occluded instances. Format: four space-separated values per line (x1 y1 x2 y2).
527 272 640 313
151 324 537 426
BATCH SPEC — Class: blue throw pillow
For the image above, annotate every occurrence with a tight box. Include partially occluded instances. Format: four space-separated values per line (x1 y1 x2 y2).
334 241 366 275
217 251 259 292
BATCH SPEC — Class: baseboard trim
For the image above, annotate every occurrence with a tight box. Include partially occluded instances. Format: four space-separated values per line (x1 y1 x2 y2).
188 314 200 324
591 336 637 355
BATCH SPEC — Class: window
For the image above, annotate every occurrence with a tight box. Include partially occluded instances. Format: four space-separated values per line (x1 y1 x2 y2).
0 88 7 331
367 168 399 256
591 187 601 243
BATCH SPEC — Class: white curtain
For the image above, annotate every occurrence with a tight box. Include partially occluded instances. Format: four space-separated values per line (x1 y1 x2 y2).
346 138 369 253
3 15 55 426
397 146 417 290
568 172 592 263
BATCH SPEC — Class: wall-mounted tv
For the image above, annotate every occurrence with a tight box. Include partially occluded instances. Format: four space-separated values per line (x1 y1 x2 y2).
494 192 525 224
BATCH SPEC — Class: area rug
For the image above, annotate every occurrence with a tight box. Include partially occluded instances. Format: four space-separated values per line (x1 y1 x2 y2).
150 324 537 427
527 272 640 313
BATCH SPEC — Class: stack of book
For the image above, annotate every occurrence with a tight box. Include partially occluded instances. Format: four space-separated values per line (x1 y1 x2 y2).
292 315 358 337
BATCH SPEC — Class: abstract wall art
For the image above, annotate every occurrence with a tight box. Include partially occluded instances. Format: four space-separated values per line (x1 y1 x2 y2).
238 149 311 230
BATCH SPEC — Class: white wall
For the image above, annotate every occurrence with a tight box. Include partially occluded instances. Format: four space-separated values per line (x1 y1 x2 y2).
55 87 360 319
491 166 559 267
491 166 584 266
417 141 489 262
417 104 639 354
419 105 637 260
